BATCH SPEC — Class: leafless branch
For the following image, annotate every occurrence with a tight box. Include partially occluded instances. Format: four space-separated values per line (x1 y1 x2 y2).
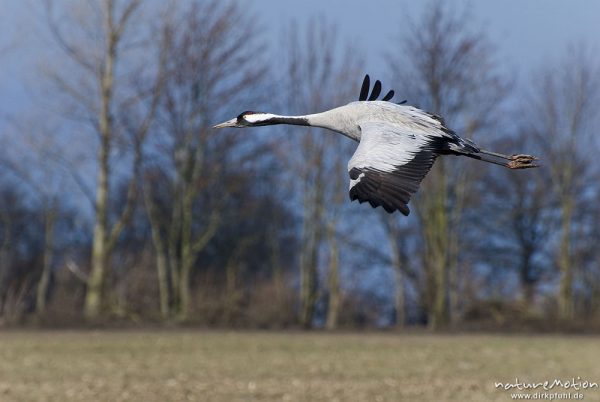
66 260 89 284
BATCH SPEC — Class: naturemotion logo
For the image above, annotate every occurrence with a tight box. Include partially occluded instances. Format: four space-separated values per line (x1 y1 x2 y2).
494 377 598 392
494 377 598 400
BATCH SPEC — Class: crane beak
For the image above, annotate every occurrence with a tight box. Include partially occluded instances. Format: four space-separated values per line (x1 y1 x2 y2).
212 118 238 129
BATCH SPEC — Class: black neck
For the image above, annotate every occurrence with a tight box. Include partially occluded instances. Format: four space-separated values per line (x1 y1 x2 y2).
265 116 310 126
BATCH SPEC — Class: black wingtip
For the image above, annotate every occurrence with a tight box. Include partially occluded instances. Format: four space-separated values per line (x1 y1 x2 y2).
382 90 395 102
359 74 370 101
358 74 404 103
368 80 382 101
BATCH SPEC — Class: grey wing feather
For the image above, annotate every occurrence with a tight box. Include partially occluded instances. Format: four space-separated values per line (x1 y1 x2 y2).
348 121 442 215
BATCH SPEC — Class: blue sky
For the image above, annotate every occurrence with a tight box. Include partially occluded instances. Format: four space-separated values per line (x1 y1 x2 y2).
248 0 600 78
2 0 600 119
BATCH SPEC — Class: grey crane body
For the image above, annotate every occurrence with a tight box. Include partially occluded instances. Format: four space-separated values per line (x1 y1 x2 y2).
307 101 448 142
214 75 538 215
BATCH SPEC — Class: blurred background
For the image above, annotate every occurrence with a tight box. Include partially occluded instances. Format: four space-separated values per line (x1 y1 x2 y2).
1 0 600 331
2 1 600 401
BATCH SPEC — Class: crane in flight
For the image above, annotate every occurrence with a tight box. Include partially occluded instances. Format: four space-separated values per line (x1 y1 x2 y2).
213 75 538 215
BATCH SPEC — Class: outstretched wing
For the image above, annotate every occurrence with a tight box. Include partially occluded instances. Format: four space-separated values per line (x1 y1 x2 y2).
358 74 406 104
348 121 444 215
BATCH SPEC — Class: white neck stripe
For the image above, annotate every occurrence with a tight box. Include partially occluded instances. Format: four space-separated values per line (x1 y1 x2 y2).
244 113 277 123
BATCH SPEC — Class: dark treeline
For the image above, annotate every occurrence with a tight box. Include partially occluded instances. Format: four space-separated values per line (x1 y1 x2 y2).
1 0 599 330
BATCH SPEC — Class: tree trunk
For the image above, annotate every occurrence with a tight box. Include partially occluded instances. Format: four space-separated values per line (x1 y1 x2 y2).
143 180 172 319
386 222 406 329
36 207 56 315
269 228 284 303
558 194 574 319
168 188 182 314
177 253 193 321
176 181 220 321
393 263 406 329
175 176 219 321
299 188 322 329
519 241 536 308
177 185 194 321
0 213 12 319
224 258 237 323
422 161 449 329
522 281 535 307
155 251 170 319
84 5 115 319
85 133 110 318
447 167 469 325
325 221 340 330
299 233 319 328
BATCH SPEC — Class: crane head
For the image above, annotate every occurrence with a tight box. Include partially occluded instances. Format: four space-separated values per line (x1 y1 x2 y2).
213 111 275 128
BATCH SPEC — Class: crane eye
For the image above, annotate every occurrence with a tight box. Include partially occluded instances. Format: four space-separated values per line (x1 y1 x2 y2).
238 111 257 119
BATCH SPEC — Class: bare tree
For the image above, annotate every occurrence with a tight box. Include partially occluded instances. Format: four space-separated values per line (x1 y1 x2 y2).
467 134 552 309
0 173 49 323
43 0 164 318
142 0 266 321
0 114 77 317
389 3 507 328
324 148 349 330
279 18 362 328
0 166 58 316
380 214 421 328
526 46 600 319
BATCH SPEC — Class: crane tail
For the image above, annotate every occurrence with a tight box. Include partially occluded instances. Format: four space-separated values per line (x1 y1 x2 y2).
464 149 539 169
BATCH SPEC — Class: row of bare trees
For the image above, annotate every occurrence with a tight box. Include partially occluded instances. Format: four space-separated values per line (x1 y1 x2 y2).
1 0 599 329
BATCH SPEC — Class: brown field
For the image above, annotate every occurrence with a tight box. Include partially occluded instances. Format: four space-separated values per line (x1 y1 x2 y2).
0 330 599 402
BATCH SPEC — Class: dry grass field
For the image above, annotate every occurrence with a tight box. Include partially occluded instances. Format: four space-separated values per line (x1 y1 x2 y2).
0 330 599 402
